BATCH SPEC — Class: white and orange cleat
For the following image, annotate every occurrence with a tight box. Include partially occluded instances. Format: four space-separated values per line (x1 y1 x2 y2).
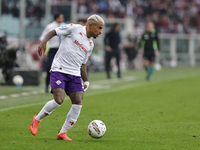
30 115 40 135
57 133 72 141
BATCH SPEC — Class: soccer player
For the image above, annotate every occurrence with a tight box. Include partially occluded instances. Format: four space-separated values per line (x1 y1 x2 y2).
139 22 160 80
104 23 121 79
30 14 104 141
39 13 65 93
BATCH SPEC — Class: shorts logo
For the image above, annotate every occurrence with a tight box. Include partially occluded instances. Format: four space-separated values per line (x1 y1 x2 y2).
56 80 62 85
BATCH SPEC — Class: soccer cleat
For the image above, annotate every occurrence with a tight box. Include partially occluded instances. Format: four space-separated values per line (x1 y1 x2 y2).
57 133 72 141
30 115 40 135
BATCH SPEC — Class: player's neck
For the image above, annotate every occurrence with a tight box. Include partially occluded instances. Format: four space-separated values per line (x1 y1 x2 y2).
86 27 91 38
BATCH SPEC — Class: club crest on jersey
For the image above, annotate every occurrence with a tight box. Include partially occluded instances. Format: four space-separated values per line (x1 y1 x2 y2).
56 80 62 85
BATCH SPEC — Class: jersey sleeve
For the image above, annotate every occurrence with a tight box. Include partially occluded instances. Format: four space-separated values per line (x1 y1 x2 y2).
55 24 75 36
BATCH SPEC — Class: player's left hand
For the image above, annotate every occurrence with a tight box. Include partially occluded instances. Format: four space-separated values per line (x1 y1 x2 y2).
84 81 90 92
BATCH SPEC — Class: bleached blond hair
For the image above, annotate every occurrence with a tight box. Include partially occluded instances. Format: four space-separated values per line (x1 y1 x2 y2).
87 14 104 25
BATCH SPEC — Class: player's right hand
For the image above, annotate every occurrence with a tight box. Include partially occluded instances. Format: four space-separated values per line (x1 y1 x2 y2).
84 81 90 92
38 41 46 57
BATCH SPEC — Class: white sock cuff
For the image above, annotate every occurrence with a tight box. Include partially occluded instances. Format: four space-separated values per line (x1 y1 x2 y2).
72 104 82 108
71 104 82 112
52 99 60 107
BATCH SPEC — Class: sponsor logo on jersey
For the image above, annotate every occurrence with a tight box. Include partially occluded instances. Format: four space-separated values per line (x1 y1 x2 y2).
74 40 88 54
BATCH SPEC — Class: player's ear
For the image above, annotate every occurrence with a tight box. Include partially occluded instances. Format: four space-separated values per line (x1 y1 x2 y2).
89 23 93 28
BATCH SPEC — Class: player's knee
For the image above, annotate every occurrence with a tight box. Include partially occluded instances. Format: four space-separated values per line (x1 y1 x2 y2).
69 91 84 105
54 98 64 105
74 100 82 105
71 98 82 105
52 88 65 105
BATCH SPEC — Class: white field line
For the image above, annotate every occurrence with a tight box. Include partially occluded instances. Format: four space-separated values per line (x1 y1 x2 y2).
0 95 8 99
21 92 30 96
0 90 44 100
91 76 136 85
90 76 136 89
90 85 111 89
1 72 199 112
0 76 136 99
0 76 136 112
0 101 48 112
0 98 69 112
10 94 20 98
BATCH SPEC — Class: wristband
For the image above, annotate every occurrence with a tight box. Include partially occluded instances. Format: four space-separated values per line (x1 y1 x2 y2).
84 81 90 92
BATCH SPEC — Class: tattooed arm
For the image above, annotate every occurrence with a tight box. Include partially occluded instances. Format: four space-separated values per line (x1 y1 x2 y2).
38 30 56 56
81 64 90 91
81 64 88 82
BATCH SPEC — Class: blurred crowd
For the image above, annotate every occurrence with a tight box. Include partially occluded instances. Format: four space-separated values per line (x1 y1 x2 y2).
2 0 200 34
1 0 45 27
76 0 200 34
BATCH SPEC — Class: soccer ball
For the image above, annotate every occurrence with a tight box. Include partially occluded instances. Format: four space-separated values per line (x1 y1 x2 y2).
13 75 24 87
154 63 162 71
88 120 106 138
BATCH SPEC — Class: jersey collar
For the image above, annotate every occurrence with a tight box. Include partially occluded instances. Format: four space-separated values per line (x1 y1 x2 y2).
83 26 87 36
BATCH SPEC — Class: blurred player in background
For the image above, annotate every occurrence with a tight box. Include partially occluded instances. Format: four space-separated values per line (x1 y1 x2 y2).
123 33 138 70
40 13 65 92
104 23 121 79
139 22 160 80
30 14 104 141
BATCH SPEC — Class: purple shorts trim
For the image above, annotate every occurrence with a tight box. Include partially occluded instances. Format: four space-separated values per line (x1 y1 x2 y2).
50 71 84 94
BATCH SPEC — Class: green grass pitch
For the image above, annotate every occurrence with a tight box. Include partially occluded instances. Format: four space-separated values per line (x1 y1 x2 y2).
0 67 200 150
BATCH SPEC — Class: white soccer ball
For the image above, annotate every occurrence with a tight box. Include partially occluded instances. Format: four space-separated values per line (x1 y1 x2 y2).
13 75 24 85
88 120 106 138
154 63 162 71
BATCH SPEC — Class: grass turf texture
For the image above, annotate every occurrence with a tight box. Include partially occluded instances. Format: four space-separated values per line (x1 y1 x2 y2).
0 67 200 150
